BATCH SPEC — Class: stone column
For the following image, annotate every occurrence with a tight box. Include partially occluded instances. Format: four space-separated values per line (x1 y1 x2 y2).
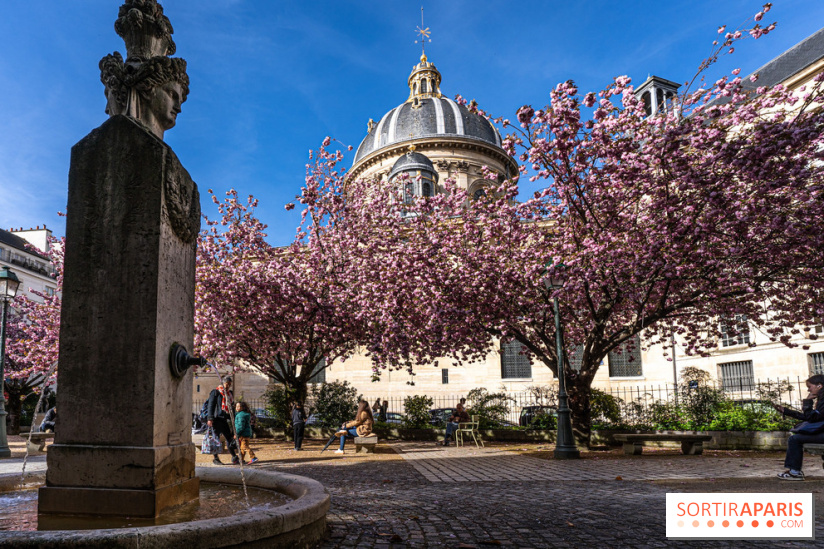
38 114 201 517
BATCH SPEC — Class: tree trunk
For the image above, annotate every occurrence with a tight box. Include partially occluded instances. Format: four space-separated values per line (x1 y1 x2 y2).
567 377 592 448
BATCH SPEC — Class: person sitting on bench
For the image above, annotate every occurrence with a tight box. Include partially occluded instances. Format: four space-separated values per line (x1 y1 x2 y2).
443 398 469 447
335 400 373 454
39 406 57 433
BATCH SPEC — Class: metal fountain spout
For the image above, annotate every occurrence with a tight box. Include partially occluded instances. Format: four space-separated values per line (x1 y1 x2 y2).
169 343 206 378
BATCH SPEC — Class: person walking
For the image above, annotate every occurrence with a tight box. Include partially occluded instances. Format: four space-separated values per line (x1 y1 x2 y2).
234 401 258 464
773 374 824 480
335 400 374 454
292 401 307 451
206 376 240 465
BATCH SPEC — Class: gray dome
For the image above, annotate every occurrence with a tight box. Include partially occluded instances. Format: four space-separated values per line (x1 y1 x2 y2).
389 151 438 182
354 97 503 164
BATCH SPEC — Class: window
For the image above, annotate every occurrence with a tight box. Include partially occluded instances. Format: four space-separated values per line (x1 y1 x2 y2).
501 339 532 379
718 360 755 391
422 181 433 197
441 368 449 384
568 344 584 372
810 353 824 375
421 79 428 93
473 188 486 200
308 358 326 384
720 315 750 347
45 287 55 297
608 334 642 377
641 91 652 116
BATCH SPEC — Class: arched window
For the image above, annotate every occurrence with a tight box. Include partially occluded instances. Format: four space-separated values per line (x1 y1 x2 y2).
473 188 486 200
421 79 428 93
641 91 652 116
422 181 433 197
501 340 532 379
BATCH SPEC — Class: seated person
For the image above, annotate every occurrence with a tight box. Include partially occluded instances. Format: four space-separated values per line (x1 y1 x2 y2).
335 400 374 454
773 374 824 480
40 406 57 433
443 398 469 446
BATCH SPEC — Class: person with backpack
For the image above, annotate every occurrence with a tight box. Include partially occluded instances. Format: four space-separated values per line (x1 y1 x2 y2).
206 376 239 465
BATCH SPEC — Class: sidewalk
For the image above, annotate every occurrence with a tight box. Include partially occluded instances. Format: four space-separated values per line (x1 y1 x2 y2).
5 437 822 547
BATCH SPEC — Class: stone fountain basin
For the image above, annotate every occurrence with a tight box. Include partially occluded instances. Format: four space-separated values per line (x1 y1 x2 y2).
0 467 330 548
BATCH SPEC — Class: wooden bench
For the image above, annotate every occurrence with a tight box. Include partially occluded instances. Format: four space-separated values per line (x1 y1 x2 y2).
354 435 378 454
614 434 713 455
22 432 54 453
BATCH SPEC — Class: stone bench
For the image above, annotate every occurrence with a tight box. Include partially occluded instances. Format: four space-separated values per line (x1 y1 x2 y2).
613 434 713 455
804 443 824 468
21 432 54 453
354 435 378 454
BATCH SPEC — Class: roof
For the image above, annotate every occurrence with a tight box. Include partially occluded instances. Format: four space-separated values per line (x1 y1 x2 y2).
0 228 42 257
354 97 503 165
741 26 824 89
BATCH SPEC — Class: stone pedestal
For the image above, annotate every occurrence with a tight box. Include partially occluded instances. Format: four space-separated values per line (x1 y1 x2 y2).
39 115 201 518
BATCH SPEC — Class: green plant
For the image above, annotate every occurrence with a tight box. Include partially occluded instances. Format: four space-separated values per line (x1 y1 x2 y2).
678 367 726 429
467 387 512 428
529 411 557 430
402 395 433 429
262 384 298 431
309 381 359 428
648 400 688 430
590 389 623 428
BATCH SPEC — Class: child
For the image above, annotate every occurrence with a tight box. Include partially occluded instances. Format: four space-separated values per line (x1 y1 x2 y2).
234 401 258 464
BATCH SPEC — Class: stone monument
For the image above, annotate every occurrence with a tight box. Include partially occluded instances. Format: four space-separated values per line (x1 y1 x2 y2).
39 0 202 518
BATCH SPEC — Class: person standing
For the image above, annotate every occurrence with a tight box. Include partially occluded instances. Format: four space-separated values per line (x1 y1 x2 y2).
379 400 388 423
292 401 307 451
234 401 258 464
207 376 239 465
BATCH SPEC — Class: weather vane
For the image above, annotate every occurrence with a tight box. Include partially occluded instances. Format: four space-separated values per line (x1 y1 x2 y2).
414 6 431 56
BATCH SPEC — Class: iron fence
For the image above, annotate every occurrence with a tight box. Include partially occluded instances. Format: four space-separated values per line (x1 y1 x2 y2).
194 376 806 428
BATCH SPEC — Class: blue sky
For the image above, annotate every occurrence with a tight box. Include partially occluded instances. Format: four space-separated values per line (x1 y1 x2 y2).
2 1 823 246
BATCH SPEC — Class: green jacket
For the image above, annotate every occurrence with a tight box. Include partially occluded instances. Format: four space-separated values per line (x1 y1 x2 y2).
234 411 253 438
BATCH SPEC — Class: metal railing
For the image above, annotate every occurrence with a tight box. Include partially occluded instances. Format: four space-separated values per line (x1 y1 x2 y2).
195 376 806 429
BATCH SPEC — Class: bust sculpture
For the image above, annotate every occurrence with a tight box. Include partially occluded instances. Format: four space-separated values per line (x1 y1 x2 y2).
99 0 189 140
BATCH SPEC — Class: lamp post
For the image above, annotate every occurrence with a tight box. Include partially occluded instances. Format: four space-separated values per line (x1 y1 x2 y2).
544 263 580 459
0 266 21 458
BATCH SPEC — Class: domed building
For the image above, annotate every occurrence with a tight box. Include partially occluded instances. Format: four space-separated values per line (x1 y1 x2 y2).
351 53 518 200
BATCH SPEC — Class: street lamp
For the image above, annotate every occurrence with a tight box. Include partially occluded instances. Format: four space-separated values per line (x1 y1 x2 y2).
543 262 580 459
0 266 20 458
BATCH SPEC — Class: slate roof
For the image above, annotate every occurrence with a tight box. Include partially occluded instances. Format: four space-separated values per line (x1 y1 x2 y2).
354 97 503 164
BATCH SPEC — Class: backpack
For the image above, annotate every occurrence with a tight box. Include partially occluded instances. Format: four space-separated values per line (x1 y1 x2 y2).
198 401 209 422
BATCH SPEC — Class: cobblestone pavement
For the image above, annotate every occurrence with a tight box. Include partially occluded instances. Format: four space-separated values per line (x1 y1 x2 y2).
264 441 824 549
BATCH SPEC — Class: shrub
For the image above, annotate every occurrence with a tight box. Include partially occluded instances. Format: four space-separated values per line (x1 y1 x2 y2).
262 384 297 431
402 395 433 429
590 389 623 428
530 410 557 430
309 381 359 428
467 387 512 428
648 400 688 430
678 367 726 429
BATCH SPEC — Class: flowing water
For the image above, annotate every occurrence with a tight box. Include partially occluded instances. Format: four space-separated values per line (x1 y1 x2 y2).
0 482 290 531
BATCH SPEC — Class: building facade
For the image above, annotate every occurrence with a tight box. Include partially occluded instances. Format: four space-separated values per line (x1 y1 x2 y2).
0 226 57 302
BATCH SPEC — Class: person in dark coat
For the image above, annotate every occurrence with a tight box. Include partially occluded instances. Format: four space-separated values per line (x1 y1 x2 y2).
292 401 307 451
774 374 824 480
40 407 57 433
207 376 239 465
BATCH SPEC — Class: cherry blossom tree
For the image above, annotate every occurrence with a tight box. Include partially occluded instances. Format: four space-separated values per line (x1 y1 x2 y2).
195 185 370 406
300 5 824 445
4 239 62 433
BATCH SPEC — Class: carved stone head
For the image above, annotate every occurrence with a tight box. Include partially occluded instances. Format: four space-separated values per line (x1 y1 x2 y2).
99 1 189 140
